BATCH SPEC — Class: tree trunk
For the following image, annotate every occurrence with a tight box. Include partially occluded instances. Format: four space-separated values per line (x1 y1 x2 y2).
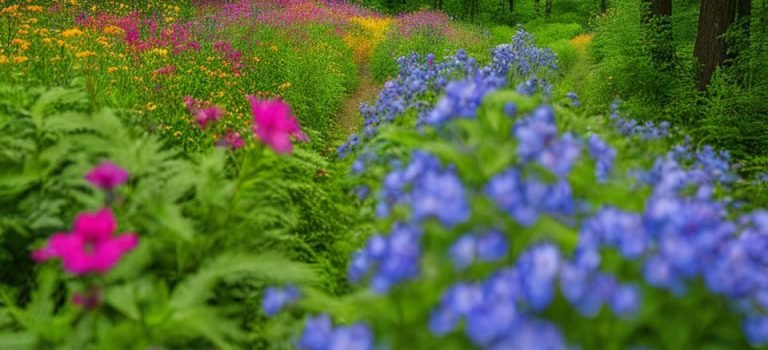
600 0 608 13
694 0 739 89
545 0 553 16
508 0 514 12
534 0 541 15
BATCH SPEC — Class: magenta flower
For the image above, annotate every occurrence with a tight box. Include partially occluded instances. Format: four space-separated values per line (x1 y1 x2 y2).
32 208 138 276
247 95 308 154
196 106 224 129
85 161 129 190
221 130 245 149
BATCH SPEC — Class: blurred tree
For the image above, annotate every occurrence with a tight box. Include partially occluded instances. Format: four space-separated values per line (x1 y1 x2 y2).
641 0 674 68
694 0 738 89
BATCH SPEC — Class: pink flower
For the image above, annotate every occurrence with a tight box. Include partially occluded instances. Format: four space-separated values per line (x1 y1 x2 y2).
221 130 245 149
32 208 138 276
184 95 199 112
155 64 176 75
85 161 129 190
247 95 308 154
196 106 224 129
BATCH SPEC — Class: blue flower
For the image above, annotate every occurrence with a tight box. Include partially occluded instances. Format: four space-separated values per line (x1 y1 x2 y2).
476 230 509 262
745 316 768 346
411 169 470 227
262 285 300 316
298 314 374 350
518 243 561 310
587 134 616 182
449 234 476 270
610 284 641 317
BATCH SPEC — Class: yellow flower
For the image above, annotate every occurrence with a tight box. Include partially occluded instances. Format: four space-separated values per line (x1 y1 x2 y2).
103 26 124 36
150 48 168 56
0 55 8 64
0 5 19 15
253 56 260 63
13 56 29 63
96 36 111 48
11 38 30 51
146 102 157 111
25 5 44 12
75 51 97 58
165 16 174 23
41 37 52 45
107 66 118 73
278 82 292 90
173 131 182 137
61 28 84 38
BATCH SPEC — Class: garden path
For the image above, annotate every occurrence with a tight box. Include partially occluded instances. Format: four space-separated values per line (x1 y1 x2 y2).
338 64 380 134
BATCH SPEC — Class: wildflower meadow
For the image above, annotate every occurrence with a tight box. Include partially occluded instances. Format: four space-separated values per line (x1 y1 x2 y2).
2 0 768 349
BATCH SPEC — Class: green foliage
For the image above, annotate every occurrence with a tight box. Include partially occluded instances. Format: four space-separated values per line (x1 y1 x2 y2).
0 83 358 348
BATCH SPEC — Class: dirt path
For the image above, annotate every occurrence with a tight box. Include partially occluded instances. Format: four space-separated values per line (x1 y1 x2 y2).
338 65 380 134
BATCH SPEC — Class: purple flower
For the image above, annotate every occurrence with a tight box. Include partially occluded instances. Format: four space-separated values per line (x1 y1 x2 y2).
85 161 129 190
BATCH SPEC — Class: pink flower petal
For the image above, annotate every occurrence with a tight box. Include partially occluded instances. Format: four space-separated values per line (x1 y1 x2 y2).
73 208 116 241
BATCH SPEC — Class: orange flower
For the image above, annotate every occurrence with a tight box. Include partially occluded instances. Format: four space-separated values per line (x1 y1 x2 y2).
25 5 43 12
13 56 29 63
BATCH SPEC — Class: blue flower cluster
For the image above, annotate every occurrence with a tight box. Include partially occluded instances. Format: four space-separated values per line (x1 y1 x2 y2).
449 230 509 270
429 243 569 349
566 92 580 107
375 151 470 227
609 100 670 139
514 105 582 177
338 29 558 157
485 168 575 227
262 285 300 316
587 134 616 182
298 314 374 350
347 223 423 293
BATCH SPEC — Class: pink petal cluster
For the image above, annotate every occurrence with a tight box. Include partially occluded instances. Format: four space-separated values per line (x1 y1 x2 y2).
196 106 224 129
85 161 129 190
221 130 246 149
32 209 139 276
184 96 225 129
247 95 308 154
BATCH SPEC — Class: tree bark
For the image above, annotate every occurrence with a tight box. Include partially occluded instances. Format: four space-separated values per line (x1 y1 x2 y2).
508 0 514 12
694 0 739 89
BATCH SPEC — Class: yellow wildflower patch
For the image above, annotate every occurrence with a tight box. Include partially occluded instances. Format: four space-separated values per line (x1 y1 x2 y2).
570 33 594 53
61 28 84 38
103 26 125 36
75 51 97 58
